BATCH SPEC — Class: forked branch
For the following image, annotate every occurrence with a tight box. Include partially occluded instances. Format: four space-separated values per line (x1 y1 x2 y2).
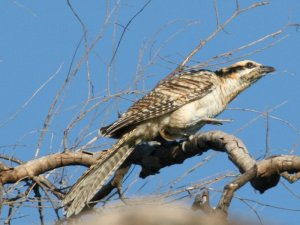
1 131 300 217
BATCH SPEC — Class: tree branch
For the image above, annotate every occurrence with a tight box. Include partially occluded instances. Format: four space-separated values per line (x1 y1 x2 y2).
162 1 269 81
217 155 300 214
1 131 300 216
0 152 98 185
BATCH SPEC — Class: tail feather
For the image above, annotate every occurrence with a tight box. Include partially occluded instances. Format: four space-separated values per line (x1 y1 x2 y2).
63 129 138 217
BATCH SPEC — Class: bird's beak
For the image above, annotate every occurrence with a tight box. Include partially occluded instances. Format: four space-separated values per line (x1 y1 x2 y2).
259 66 276 74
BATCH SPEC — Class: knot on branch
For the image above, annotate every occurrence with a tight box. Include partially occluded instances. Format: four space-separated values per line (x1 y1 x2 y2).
1 131 300 217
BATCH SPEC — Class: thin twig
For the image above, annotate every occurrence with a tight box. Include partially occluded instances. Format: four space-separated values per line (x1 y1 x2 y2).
177 1 268 71
35 0 120 156
33 186 44 225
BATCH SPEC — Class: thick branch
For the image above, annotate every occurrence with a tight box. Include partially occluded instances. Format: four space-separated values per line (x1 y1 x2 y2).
217 155 300 214
130 130 256 177
1 130 300 216
0 152 98 184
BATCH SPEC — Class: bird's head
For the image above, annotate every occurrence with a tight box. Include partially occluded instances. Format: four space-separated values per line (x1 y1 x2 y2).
216 60 275 84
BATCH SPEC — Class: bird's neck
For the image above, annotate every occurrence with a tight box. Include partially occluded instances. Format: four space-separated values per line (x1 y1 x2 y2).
219 76 249 104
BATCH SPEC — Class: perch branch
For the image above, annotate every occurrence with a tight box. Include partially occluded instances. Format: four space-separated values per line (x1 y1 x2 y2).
1 131 300 216
217 155 300 214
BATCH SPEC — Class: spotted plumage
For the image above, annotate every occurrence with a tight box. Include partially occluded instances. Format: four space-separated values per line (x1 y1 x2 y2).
63 60 275 217
101 70 215 139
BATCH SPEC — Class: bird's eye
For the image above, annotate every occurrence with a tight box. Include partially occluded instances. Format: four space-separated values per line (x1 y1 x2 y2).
246 62 255 69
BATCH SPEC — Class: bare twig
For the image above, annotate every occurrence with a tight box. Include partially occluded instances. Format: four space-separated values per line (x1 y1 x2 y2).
3 131 300 217
33 186 44 225
0 65 62 130
109 0 152 66
35 0 120 157
177 1 268 71
217 155 300 214
198 28 288 68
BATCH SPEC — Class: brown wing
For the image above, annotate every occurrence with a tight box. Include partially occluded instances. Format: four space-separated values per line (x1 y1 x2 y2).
101 70 216 138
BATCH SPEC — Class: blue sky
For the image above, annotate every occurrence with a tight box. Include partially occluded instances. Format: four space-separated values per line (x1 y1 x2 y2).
0 0 300 224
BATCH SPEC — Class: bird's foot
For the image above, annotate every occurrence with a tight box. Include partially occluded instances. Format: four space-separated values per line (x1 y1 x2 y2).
180 134 195 152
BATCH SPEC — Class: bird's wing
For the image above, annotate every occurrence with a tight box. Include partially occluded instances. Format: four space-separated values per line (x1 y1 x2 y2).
101 70 216 137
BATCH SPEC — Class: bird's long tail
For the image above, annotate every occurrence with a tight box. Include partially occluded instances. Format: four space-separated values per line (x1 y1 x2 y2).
63 129 138 217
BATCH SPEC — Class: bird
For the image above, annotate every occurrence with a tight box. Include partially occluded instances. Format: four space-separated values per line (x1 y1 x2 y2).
63 60 275 217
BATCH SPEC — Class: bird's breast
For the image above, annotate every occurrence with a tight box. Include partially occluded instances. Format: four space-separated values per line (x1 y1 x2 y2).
169 88 225 127
159 87 228 140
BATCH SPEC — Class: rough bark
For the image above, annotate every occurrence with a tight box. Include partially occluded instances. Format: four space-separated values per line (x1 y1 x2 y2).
1 131 300 216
